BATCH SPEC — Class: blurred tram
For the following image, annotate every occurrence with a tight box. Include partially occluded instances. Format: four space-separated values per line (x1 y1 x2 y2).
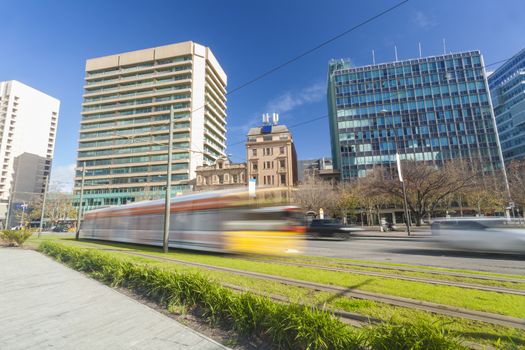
80 188 305 255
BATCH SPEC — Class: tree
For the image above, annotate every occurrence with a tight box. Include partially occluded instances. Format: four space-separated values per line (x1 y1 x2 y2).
332 182 359 223
462 175 506 216
350 174 397 226
43 192 77 226
365 160 477 226
293 175 337 217
507 159 525 215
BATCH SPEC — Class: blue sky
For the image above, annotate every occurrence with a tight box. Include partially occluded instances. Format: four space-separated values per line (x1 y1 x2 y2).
1 0 524 191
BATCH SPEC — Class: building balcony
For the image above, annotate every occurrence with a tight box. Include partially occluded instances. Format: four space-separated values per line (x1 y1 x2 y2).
83 78 193 98
84 68 192 89
85 59 192 81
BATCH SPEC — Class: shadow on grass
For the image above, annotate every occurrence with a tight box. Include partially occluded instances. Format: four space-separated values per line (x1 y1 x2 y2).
317 278 374 308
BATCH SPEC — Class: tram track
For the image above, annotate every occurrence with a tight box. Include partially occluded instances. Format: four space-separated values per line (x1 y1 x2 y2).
97 248 525 330
286 256 525 283
221 282 494 350
239 257 525 296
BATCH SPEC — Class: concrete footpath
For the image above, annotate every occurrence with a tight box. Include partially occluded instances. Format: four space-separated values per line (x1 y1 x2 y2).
0 248 229 350
350 226 432 238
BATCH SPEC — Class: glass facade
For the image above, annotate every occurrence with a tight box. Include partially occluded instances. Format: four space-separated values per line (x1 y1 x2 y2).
327 51 505 179
488 48 525 161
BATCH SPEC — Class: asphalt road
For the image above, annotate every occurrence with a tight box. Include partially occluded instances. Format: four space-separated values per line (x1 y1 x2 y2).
305 236 525 276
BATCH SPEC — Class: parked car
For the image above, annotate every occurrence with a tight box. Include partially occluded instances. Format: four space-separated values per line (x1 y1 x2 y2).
306 219 355 240
52 226 69 233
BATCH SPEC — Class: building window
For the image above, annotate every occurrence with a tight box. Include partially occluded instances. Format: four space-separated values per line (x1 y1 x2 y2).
279 146 285 154
279 159 286 168
252 148 257 156
264 147 273 156
218 175 224 184
280 174 286 185
264 161 274 169
233 174 238 183
252 162 258 171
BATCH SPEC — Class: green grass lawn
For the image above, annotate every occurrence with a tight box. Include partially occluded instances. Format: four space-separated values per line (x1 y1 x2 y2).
27 235 525 320
293 254 525 280
252 256 525 291
36 240 524 349
46 239 525 319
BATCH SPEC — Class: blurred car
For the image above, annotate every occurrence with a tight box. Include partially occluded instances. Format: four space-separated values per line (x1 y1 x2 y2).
306 219 356 240
431 218 525 254
52 226 69 232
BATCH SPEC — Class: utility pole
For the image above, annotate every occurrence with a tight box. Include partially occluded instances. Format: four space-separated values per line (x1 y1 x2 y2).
5 197 11 230
38 175 49 238
75 162 86 240
163 105 174 253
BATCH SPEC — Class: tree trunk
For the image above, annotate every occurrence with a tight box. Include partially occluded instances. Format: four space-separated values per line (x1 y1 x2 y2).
415 211 422 226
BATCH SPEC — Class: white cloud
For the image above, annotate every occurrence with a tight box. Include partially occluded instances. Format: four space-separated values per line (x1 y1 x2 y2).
228 113 262 133
226 82 326 149
266 82 325 114
413 11 437 29
50 163 76 193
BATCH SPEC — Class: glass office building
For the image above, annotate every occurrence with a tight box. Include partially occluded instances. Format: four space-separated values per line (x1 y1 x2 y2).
327 51 505 179
488 48 525 161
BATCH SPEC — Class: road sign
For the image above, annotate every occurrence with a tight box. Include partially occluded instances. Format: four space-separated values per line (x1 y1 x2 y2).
248 178 256 198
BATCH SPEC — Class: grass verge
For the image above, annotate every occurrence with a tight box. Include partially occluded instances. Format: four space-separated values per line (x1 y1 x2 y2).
29 236 525 318
67 240 525 318
38 241 468 350
85 247 525 349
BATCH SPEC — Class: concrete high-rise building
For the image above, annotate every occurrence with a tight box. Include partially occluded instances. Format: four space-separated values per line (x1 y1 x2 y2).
0 80 59 228
488 48 525 161
75 41 227 210
246 115 297 188
327 51 505 179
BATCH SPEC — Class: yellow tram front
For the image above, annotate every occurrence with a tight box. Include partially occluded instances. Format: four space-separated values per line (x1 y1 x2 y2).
222 205 305 255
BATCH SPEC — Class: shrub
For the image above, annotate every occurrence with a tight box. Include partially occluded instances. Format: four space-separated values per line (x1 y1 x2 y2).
38 241 362 350
363 317 466 350
1 229 33 247
38 241 465 350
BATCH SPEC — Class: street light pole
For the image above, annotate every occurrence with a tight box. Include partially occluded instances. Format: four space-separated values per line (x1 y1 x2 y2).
75 162 86 240
38 175 49 238
396 153 411 236
382 107 411 236
163 105 174 253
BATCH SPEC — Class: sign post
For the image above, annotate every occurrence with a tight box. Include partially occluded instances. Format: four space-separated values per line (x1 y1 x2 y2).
248 178 256 198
